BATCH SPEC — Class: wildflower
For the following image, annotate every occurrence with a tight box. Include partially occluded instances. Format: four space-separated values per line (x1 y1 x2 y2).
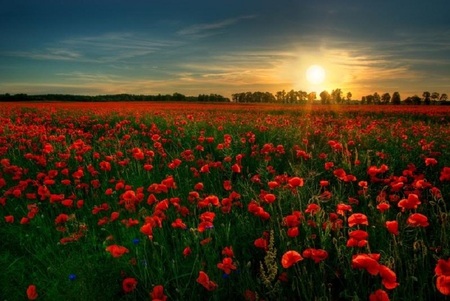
302 248 328 263
197 271 218 291
379 264 399 289
122 277 137 293
26 285 38 300
150 285 167 301
351 253 380 276
407 213 429 227
105 245 129 258
398 194 421 211
222 246 234 257
183 246 192 257
348 213 369 227
68 274 77 281
369 289 390 301
385 221 399 235
217 257 237 274
281 250 303 268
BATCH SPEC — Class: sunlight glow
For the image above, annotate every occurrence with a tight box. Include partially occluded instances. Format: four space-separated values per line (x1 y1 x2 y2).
306 65 326 85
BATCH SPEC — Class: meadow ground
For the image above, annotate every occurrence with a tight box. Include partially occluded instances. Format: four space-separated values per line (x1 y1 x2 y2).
1 102 450 300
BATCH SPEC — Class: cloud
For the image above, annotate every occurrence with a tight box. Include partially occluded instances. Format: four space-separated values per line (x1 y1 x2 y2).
3 32 181 63
177 15 256 38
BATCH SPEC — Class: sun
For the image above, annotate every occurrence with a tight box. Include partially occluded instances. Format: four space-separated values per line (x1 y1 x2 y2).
306 65 326 85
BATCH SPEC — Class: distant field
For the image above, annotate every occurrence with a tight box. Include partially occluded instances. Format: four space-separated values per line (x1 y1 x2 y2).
1 102 450 300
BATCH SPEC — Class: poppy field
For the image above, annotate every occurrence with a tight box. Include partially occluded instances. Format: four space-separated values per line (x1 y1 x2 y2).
2 102 450 300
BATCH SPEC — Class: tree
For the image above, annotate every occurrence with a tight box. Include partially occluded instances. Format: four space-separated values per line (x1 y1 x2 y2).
422 91 430 105
361 96 366 105
286 89 297 103
346 92 352 104
307 92 316 103
373 92 381 104
381 93 391 104
411 95 422 105
440 93 448 103
365 94 374 105
319 90 330 104
391 92 401 105
331 89 343 104
431 92 440 104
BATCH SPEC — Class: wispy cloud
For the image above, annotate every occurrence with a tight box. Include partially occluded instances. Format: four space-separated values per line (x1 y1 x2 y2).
3 32 181 63
177 15 256 38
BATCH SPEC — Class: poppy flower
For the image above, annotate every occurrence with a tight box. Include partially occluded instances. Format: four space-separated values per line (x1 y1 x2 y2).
26 284 38 300
397 194 421 211
263 193 276 203
105 245 129 258
407 213 429 227
305 203 320 214
4 215 14 223
122 277 137 293
281 250 303 268
437 275 450 295
385 221 399 235
302 248 328 263
348 213 369 227
217 257 237 274
222 246 234 257
288 177 304 188
351 254 380 275
287 227 299 238
435 258 450 276
378 264 399 289
150 285 167 301
183 246 192 257
369 289 390 301
197 271 218 291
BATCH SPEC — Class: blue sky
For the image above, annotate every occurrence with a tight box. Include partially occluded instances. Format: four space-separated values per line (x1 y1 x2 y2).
1 0 449 99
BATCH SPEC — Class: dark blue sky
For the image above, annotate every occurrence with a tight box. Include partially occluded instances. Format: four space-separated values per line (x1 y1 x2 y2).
1 0 449 98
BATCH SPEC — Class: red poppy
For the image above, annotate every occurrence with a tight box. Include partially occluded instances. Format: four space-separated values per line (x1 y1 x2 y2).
281 250 303 268
378 264 399 289
171 218 187 229
376 202 390 213
217 257 237 274
407 213 429 227
222 246 234 257
4 215 14 223
288 177 304 188
122 277 137 293
197 271 218 291
105 245 129 258
351 254 380 276
305 203 320 214
302 248 328 263
436 258 450 276
397 194 421 211
26 284 38 300
287 227 299 238
369 289 390 301
347 230 369 248
385 221 399 235
183 246 192 257
263 193 276 204
437 275 450 295
55 213 69 225
348 213 369 227
150 285 167 301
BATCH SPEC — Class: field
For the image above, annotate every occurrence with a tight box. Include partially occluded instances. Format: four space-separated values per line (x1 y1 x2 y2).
1 102 450 300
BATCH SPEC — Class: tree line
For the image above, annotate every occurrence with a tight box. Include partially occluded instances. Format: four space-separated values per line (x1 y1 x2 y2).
0 93 230 102
232 89 449 105
0 89 448 105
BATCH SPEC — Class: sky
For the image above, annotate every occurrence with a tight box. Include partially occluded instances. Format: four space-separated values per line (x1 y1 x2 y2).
0 0 449 99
